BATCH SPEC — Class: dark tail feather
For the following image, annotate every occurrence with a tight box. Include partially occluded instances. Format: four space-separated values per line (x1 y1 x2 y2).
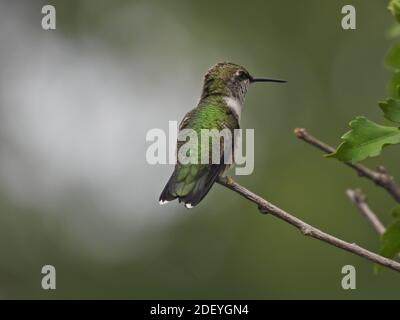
180 164 225 208
159 173 178 204
159 164 226 208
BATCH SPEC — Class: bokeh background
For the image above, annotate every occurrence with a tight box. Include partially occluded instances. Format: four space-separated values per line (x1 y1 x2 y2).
0 0 399 299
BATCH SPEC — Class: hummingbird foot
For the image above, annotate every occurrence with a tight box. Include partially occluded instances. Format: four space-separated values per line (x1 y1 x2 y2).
226 176 235 186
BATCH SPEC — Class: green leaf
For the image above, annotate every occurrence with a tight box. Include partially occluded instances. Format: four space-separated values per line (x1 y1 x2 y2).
389 0 400 24
379 98 400 122
385 43 400 69
387 23 400 38
392 205 400 218
375 206 400 273
377 220 400 268
326 117 400 164
388 70 400 98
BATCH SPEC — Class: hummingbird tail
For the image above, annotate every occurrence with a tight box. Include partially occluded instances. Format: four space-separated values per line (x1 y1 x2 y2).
159 164 226 208
159 175 178 205
179 164 223 207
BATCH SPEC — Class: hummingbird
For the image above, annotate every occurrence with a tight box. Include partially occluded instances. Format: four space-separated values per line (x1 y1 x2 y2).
159 62 286 208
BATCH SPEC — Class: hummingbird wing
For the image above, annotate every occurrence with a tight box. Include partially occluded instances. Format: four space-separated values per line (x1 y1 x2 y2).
159 98 239 208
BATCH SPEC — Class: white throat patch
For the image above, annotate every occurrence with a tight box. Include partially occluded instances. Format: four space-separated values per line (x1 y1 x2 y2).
224 96 242 121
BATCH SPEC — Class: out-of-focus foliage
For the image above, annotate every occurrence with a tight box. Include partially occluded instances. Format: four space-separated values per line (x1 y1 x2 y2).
379 98 400 122
389 0 400 23
388 71 400 97
376 206 400 272
385 43 400 68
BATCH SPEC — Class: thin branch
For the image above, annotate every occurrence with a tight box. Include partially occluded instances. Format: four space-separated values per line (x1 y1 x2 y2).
294 128 400 203
217 177 400 272
345 189 386 235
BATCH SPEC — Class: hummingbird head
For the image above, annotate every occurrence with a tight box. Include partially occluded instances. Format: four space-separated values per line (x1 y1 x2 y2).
201 62 286 105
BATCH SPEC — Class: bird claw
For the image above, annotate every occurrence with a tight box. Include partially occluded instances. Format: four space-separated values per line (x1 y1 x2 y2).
226 176 235 185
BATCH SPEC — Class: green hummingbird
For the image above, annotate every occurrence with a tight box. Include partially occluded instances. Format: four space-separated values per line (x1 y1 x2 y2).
159 62 286 208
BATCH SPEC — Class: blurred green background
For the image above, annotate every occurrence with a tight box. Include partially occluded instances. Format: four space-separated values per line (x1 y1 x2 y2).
0 0 399 299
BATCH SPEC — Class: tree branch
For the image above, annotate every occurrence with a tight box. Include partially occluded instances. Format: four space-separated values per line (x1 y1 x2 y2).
217 177 400 272
345 189 386 235
294 128 400 203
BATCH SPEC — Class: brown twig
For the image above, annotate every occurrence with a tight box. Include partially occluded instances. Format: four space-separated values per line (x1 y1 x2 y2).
345 189 386 235
217 177 400 272
294 128 400 203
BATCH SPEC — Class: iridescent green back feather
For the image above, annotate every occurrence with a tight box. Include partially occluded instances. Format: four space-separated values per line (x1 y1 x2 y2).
160 96 239 206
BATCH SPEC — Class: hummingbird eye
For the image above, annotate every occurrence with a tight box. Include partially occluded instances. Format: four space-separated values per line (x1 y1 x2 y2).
235 70 247 80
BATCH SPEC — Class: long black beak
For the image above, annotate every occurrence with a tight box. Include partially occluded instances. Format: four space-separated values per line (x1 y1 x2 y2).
250 77 287 83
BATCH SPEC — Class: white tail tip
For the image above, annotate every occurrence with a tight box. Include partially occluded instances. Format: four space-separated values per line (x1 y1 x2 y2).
159 200 169 205
185 203 193 209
